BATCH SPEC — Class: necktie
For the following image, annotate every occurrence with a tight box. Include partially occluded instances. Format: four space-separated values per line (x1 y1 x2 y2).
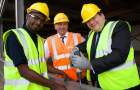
90 33 99 72
61 36 65 43
95 33 99 46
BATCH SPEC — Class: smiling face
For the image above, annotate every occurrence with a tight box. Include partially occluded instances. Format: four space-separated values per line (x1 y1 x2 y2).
26 11 47 34
54 22 68 36
86 13 105 32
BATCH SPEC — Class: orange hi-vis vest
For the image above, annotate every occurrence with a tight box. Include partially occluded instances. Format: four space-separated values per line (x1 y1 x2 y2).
45 32 85 81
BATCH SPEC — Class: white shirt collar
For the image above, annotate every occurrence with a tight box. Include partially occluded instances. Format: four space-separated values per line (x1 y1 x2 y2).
57 32 69 38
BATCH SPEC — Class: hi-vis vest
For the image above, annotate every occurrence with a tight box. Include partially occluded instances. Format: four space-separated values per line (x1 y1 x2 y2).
45 32 85 81
3 28 50 90
86 21 140 90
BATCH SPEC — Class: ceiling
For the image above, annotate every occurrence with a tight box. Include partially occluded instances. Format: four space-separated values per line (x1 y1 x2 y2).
2 0 140 37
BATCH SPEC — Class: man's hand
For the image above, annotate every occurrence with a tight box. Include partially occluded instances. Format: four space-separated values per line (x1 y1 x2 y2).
17 64 66 90
51 80 67 90
71 47 81 56
47 60 64 75
49 74 67 90
70 47 88 69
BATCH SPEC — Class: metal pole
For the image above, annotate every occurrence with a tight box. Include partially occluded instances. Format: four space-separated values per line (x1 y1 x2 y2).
15 0 18 28
0 0 5 89
0 20 4 90
15 0 24 28
0 0 6 17
0 18 3 60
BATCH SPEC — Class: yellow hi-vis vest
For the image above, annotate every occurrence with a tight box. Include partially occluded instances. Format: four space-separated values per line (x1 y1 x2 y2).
3 28 50 90
86 21 140 90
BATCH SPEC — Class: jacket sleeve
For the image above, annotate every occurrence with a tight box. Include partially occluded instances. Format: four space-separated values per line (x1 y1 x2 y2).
77 35 88 57
92 21 131 74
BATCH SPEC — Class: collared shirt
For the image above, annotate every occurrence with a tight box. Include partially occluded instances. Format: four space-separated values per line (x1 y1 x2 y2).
5 26 38 66
44 32 69 58
57 32 68 45
44 32 85 60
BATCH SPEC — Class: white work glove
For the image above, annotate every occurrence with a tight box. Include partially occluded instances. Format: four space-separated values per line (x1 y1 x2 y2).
70 47 88 69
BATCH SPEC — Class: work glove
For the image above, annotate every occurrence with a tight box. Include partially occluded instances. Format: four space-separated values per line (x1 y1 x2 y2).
70 47 88 69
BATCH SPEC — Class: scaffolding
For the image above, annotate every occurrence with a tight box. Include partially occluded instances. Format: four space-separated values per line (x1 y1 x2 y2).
0 0 6 89
0 0 24 89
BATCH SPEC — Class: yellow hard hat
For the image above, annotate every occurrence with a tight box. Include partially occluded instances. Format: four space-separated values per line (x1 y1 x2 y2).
27 2 50 20
81 3 101 23
54 13 69 24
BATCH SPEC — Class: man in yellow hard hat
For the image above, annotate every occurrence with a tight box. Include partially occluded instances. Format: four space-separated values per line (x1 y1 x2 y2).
71 3 140 89
44 13 86 82
3 2 66 90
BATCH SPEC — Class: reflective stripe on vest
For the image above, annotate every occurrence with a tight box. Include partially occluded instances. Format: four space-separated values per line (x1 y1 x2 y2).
5 71 48 86
42 71 48 77
15 29 28 54
72 33 78 46
5 79 29 85
110 60 135 71
53 53 70 60
55 64 71 70
4 57 46 66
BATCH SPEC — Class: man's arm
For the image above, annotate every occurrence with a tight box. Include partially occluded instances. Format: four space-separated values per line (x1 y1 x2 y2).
17 64 66 90
76 34 88 57
47 59 65 75
92 21 131 74
17 64 57 87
